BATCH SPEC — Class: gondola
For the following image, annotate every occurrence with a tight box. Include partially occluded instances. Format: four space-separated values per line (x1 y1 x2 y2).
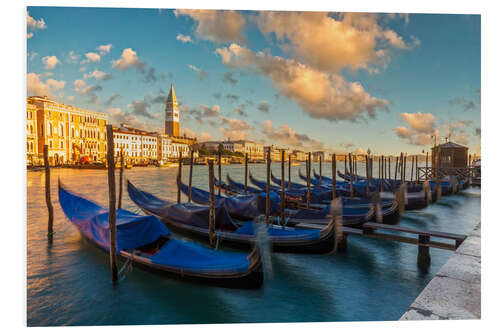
179 182 280 220
127 181 337 254
58 182 263 289
270 171 308 190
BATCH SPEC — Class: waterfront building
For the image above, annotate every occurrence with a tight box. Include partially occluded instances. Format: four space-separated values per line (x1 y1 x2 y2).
432 141 469 169
26 101 38 165
27 96 107 165
113 125 157 163
292 150 307 161
312 151 325 162
165 82 179 137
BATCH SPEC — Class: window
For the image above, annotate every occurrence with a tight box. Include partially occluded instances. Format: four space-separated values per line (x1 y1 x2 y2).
49 123 53 136
71 128 75 138
60 124 64 137
49 141 52 148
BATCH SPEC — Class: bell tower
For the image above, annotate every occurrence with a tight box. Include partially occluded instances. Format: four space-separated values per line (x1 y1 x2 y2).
165 82 179 137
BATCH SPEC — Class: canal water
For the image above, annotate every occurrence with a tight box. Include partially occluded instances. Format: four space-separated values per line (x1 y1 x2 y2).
27 163 481 326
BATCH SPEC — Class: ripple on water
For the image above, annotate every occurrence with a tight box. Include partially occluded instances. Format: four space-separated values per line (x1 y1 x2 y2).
27 166 481 326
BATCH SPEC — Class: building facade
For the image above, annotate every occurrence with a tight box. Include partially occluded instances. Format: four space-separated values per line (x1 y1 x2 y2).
26 101 38 164
27 96 107 165
113 125 158 163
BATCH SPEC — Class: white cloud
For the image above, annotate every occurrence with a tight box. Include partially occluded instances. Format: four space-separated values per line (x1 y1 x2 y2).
176 34 193 43
27 73 63 98
112 48 145 71
81 52 101 64
261 120 325 150
96 44 112 55
215 44 389 122
83 69 113 81
188 64 208 80
46 78 66 90
255 12 415 73
107 108 149 129
174 9 246 44
27 32 33 39
27 11 47 36
68 51 80 63
42 56 60 70
399 112 436 133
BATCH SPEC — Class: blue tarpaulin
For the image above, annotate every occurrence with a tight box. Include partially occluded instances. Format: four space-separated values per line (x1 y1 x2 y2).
59 185 170 252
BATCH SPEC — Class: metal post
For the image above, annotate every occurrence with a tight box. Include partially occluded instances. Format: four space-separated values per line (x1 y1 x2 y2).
281 150 285 223
188 149 194 202
106 125 118 283
208 160 216 248
43 145 54 238
332 154 336 199
266 149 271 224
118 148 124 209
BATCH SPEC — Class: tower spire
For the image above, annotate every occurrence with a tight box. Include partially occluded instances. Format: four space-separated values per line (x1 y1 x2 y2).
165 81 179 137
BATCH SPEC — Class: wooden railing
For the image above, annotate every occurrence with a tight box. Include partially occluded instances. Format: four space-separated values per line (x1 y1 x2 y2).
417 167 479 180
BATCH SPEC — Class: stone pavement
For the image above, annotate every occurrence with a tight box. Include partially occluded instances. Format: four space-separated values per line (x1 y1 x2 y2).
400 222 481 320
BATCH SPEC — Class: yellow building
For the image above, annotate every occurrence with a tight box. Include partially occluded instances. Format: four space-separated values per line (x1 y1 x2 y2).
26 101 38 165
28 96 108 165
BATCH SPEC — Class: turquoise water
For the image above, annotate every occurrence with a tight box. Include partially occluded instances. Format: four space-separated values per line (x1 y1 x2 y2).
27 163 480 326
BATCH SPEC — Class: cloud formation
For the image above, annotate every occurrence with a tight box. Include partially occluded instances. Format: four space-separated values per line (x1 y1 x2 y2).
219 117 251 140
258 101 270 113
222 72 238 85
73 79 102 103
104 93 120 106
256 12 416 73
176 34 193 43
261 120 325 150
42 56 60 70
127 100 153 118
449 96 476 111
107 107 150 129
96 44 112 55
112 48 145 71
234 107 247 117
83 69 113 81
188 64 208 80
27 11 47 38
81 52 101 64
27 73 65 98
174 9 246 43
215 44 389 121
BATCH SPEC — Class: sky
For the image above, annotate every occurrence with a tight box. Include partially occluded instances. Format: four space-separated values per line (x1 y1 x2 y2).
26 7 481 155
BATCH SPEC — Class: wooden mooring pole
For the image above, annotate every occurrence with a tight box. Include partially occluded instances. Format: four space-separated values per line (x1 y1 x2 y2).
288 153 291 190
118 148 124 209
218 150 222 196
177 151 182 204
319 154 322 185
410 155 414 183
208 160 216 248
43 145 54 239
106 125 118 283
380 155 384 192
244 153 248 192
426 152 429 180
281 150 285 224
266 149 271 224
365 154 370 196
417 235 431 269
332 154 336 199
307 152 311 208
188 149 194 202
348 153 354 199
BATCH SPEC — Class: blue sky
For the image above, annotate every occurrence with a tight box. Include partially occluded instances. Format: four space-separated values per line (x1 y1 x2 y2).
27 7 481 155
